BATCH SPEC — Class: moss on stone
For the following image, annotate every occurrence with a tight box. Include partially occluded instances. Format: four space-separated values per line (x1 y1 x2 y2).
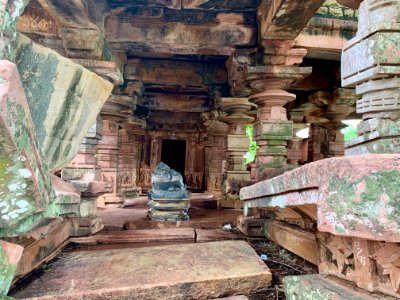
14 38 58 147
0 246 17 295
327 171 400 234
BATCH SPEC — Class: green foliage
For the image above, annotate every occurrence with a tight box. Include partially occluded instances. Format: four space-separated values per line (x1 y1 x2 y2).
341 124 358 141
244 124 258 165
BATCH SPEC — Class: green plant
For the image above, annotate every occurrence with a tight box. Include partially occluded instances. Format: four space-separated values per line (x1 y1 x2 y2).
342 125 358 141
244 124 258 165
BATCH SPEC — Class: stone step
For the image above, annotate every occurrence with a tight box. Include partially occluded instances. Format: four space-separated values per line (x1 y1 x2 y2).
12 241 272 300
69 228 241 245
70 228 196 244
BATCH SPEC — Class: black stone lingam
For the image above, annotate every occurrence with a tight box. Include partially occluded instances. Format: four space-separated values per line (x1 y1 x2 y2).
148 162 190 221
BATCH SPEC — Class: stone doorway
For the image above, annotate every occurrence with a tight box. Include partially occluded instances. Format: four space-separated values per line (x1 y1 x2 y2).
161 139 187 179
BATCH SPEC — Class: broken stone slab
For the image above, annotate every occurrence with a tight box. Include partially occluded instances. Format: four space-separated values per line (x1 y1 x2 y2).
240 154 400 242
0 60 57 237
13 33 113 171
12 241 272 299
284 275 396 300
0 240 23 296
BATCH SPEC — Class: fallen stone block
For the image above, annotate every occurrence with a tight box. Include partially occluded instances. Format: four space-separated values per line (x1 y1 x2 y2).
14 34 113 171
12 241 272 299
0 60 56 237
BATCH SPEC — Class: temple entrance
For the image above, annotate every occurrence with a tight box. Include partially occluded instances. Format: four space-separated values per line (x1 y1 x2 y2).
161 139 187 178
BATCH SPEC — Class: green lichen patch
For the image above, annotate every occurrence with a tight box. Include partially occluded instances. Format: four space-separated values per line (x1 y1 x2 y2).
0 246 17 295
284 276 332 300
327 171 400 234
14 37 58 147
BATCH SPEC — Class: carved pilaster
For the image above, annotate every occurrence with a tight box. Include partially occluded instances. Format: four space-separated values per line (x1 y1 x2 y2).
203 110 229 197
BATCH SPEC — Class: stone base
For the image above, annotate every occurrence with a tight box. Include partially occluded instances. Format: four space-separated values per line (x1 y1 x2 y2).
236 215 264 237
284 275 396 300
69 217 104 237
219 199 243 209
12 241 272 299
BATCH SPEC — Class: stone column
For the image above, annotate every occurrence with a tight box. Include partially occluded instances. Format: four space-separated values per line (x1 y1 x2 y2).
203 112 229 198
97 119 121 206
287 124 309 166
306 89 356 161
246 41 311 179
342 0 400 155
118 124 145 199
220 98 256 205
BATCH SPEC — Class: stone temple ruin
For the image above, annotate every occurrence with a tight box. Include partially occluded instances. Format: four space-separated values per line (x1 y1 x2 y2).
0 0 400 298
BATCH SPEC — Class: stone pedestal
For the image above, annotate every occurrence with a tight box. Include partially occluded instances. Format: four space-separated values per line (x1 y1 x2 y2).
342 0 400 155
148 163 190 221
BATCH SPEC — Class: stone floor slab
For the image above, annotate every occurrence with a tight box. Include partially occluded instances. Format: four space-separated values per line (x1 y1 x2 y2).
12 241 272 299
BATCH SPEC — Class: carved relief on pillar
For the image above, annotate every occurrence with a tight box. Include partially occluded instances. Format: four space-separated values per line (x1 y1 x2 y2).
185 172 203 190
17 0 59 36
317 232 400 298
118 124 145 198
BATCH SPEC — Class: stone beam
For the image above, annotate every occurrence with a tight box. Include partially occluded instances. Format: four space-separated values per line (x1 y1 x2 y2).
125 58 227 87
295 17 357 61
141 93 211 113
34 0 109 59
240 154 400 243
108 0 259 10
105 7 256 55
258 0 325 40
148 111 203 125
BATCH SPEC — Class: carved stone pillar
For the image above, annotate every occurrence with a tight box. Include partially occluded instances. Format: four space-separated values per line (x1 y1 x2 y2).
287 124 309 165
97 119 120 206
220 98 256 203
203 112 229 197
342 0 400 155
118 124 145 199
138 135 152 190
247 41 311 178
305 89 356 161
